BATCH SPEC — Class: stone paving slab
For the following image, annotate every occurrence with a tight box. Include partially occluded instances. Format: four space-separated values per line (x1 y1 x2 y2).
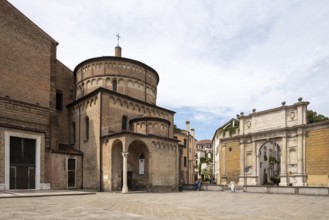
0 191 329 219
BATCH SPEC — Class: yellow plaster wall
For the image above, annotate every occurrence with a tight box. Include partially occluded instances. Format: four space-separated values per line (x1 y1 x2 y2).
306 127 329 186
222 139 240 183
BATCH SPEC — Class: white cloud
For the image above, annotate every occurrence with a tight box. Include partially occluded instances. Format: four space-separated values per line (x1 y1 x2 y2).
9 0 329 139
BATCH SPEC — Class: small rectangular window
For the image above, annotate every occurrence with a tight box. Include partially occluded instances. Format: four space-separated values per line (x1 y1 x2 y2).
71 122 76 145
112 80 117 92
122 116 127 130
68 158 76 170
56 90 63 110
85 117 89 141
184 157 187 167
67 158 76 188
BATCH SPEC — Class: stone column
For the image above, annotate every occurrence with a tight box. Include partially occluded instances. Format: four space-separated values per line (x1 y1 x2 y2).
252 142 257 176
238 141 245 186
295 131 305 186
122 152 129 193
239 142 244 176
280 137 288 186
297 133 303 174
250 141 257 185
221 144 227 185
256 153 260 185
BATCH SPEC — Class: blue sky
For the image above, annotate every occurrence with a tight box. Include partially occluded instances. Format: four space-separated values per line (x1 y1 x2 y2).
9 0 329 140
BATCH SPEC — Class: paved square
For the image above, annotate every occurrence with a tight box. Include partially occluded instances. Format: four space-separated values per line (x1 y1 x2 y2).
1 191 329 219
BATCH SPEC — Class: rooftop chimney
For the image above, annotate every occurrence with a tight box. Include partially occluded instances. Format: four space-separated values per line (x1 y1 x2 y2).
186 121 190 132
115 46 122 57
191 128 195 137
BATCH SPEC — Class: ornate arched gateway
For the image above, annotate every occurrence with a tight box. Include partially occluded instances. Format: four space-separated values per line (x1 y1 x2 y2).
238 100 309 187
258 141 281 185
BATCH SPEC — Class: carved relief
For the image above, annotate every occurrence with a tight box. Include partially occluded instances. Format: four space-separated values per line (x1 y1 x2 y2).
287 138 297 147
151 141 176 151
79 96 98 110
289 111 296 120
288 148 297 165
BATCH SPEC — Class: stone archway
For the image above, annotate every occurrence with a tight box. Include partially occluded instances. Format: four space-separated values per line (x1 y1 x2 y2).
111 139 123 191
258 141 281 185
127 140 150 191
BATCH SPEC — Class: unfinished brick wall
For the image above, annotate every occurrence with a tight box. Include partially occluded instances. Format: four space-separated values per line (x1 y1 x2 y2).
0 0 56 107
0 129 5 184
0 1 62 150
0 1 78 190
56 61 75 144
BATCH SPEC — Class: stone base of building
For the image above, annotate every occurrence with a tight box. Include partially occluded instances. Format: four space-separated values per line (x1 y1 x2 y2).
279 175 306 186
0 183 51 191
40 183 51 190
279 175 289 186
238 176 258 186
244 185 329 196
289 175 306 186
221 176 227 186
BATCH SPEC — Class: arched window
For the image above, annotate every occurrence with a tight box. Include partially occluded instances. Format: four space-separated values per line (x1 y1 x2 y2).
85 116 89 141
122 116 127 131
71 122 76 145
112 80 117 92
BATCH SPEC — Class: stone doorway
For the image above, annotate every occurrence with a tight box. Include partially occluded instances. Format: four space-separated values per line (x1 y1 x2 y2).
9 137 36 189
259 141 281 185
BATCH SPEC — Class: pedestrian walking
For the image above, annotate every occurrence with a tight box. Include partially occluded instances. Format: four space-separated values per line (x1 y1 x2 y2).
198 179 201 191
230 181 236 192
194 179 198 191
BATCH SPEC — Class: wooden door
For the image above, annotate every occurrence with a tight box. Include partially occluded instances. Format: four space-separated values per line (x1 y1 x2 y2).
10 137 36 189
